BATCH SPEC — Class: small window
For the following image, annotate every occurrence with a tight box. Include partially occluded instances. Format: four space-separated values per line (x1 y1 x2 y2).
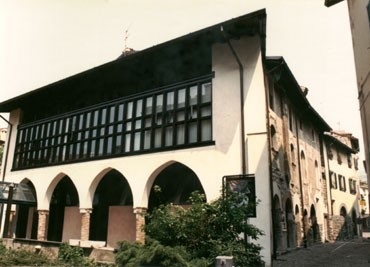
330 172 337 189
337 150 342 165
338 175 346 192
347 154 352 168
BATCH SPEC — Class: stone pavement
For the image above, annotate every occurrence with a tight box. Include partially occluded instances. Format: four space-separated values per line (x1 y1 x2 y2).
272 238 370 267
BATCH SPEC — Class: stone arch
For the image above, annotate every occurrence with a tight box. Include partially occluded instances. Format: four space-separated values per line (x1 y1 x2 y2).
43 172 70 209
340 206 347 217
47 175 79 242
141 161 177 208
15 178 38 239
272 195 282 252
89 168 134 247
86 167 115 208
146 161 205 212
285 198 295 248
351 209 357 236
310 204 319 243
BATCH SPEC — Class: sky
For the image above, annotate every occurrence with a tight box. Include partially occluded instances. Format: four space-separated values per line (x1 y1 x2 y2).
0 0 365 178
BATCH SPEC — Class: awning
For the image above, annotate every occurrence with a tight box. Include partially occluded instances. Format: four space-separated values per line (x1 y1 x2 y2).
0 182 36 205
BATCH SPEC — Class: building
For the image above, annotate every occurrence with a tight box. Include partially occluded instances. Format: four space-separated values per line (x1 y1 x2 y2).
0 9 275 265
325 0 370 211
324 131 360 240
0 9 362 266
265 57 361 255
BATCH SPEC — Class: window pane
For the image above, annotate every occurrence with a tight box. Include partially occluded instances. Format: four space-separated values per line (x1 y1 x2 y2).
107 137 113 154
156 95 163 112
115 136 122 153
135 120 141 129
118 104 124 121
165 127 173 146
176 125 185 145
134 132 141 151
144 130 151 149
108 126 114 134
125 134 131 152
86 112 91 127
177 89 186 108
167 92 174 110
98 139 104 156
201 82 211 103
79 114 84 129
201 120 212 141
188 122 197 143
91 140 96 156
154 128 162 148
117 124 123 133
177 111 185 122
146 97 153 115
126 122 132 131
101 109 107 124
136 99 143 117
93 110 99 126
190 85 198 105
145 118 152 127
127 102 133 119
109 106 115 123
201 106 211 117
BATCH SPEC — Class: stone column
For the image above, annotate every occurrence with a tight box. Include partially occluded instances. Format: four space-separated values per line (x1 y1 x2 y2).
37 210 49 241
134 207 147 244
80 208 92 241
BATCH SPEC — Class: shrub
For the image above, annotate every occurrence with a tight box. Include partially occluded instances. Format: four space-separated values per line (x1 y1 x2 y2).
144 191 264 267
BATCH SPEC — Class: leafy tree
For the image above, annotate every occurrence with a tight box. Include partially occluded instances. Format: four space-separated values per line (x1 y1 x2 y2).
117 191 264 267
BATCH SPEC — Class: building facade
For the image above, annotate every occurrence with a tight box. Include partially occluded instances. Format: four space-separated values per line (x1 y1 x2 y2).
325 0 370 211
266 57 361 255
0 9 363 266
0 10 275 265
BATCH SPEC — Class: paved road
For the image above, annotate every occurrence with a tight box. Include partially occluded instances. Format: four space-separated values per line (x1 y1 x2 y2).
273 238 370 267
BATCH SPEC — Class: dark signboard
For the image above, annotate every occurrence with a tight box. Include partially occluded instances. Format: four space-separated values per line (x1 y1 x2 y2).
222 174 256 217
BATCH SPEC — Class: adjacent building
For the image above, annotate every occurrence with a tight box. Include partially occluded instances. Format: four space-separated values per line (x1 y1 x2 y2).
325 0 370 211
0 9 362 266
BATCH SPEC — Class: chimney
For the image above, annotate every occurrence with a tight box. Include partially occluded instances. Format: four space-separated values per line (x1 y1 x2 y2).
300 86 309 96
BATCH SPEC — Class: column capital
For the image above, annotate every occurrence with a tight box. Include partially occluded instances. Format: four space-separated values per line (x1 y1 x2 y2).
134 207 148 214
80 208 92 214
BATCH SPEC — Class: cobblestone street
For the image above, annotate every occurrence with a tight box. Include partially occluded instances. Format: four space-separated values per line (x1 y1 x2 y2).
273 237 370 267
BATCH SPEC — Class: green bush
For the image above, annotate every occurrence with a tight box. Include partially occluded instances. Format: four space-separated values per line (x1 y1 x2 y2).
116 239 209 267
0 242 52 266
116 191 264 267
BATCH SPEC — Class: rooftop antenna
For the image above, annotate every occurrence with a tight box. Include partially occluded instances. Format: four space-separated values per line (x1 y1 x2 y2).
123 23 132 56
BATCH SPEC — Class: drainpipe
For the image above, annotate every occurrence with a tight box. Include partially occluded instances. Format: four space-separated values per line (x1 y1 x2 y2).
0 114 13 181
295 114 307 248
220 26 247 175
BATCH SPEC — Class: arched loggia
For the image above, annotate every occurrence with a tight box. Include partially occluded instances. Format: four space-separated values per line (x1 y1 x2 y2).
148 162 205 212
89 169 134 247
47 176 79 242
15 179 38 239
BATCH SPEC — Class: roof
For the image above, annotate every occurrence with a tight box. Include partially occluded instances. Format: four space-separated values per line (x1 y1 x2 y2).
265 56 332 132
324 132 359 154
0 9 266 113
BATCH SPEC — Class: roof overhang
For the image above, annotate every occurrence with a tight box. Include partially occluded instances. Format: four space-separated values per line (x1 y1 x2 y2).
265 56 332 132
